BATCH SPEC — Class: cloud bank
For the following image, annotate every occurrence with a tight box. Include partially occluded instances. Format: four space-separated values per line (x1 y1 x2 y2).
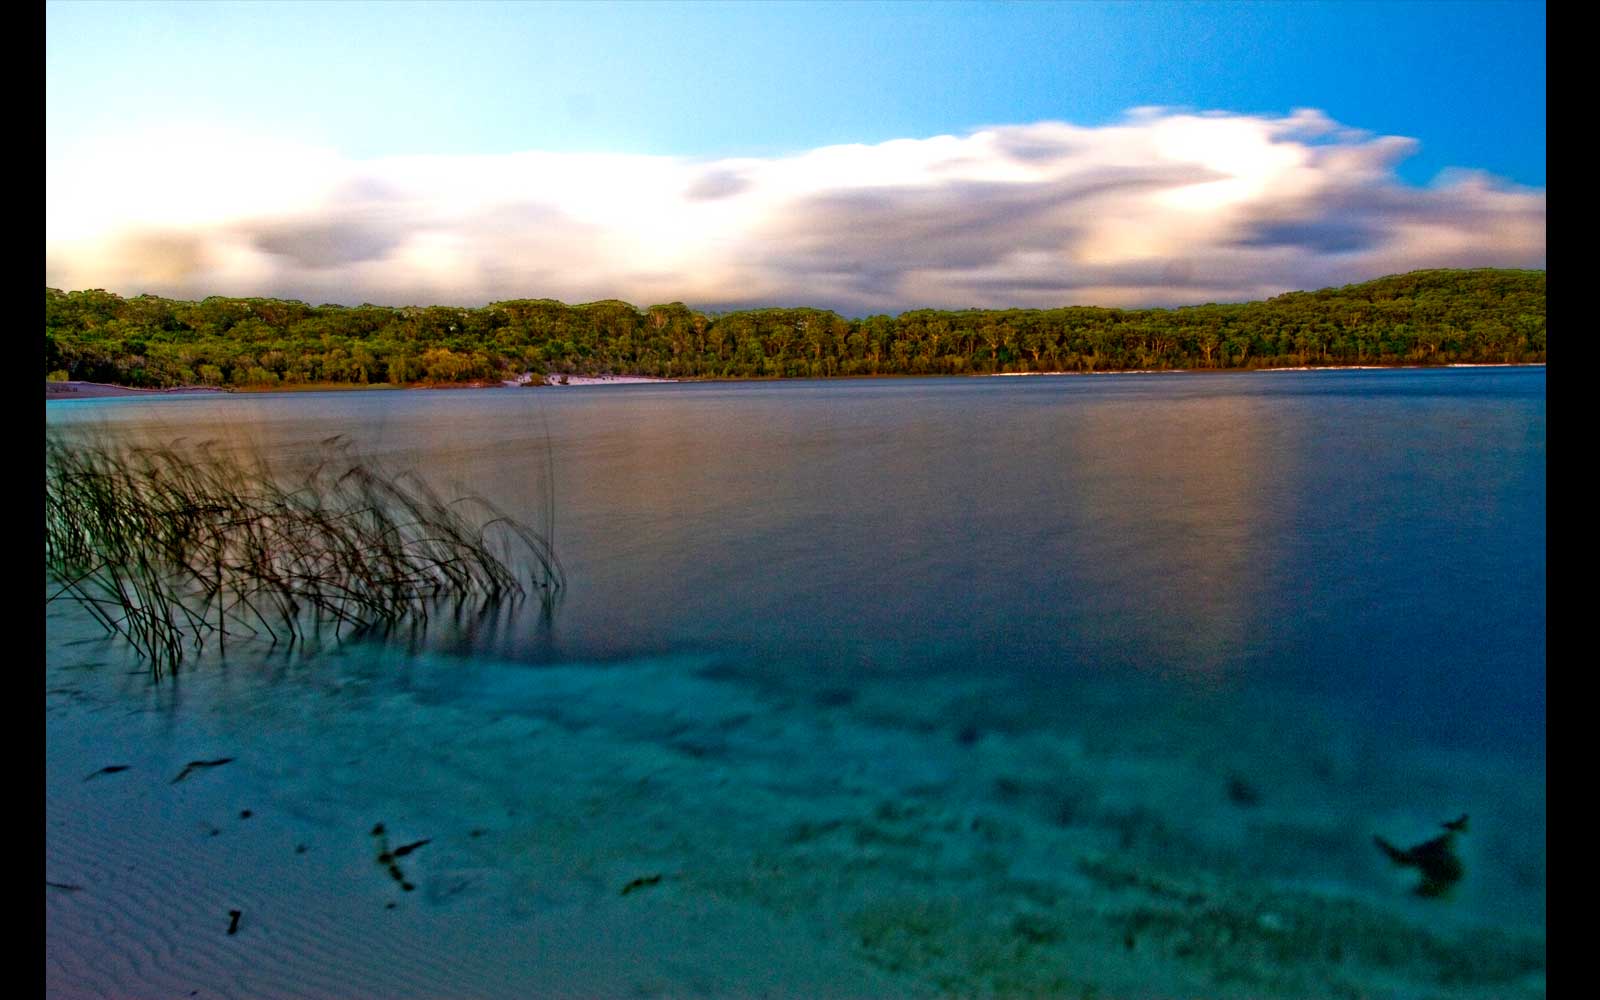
45 109 1545 314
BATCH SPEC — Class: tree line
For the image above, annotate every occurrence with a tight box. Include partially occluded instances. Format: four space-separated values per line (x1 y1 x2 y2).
44 268 1545 389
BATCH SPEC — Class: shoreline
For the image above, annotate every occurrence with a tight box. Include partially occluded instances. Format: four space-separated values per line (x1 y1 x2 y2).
45 381 231 399
985 362 1545 376
506 374 681 387
46 363 1546 399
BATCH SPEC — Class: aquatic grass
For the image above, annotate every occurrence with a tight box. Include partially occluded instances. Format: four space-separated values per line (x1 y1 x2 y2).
45 433 563 676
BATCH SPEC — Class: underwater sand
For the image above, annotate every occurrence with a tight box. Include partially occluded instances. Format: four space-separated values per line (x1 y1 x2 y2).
47 620 1544 999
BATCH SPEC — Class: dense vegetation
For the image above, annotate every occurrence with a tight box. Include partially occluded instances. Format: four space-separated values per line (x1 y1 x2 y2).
45 269 1544 388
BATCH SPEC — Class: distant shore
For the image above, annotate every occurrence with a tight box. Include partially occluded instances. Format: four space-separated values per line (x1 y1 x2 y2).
503 374 680 387
984 362 1546 376
46 381 230 399
47 363 1544 399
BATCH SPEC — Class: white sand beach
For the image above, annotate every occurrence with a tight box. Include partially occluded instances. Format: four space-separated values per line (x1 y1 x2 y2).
507 374 680 387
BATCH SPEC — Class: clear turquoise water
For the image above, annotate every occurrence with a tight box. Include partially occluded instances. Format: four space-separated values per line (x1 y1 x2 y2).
46 369 1545 998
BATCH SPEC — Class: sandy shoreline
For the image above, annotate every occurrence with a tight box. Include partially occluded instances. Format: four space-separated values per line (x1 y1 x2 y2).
505 374 680 387
49 364 1543 399
45 376 679 399
46 380 230 399
984 363 1545 376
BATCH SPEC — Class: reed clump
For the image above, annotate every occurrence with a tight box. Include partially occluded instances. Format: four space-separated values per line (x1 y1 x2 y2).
45 433 563 675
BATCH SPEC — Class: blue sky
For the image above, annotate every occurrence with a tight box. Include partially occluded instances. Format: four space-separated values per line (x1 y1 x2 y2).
46 1 1545 312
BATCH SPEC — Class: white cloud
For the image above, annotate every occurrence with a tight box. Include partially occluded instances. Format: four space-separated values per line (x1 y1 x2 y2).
44 109 1545 313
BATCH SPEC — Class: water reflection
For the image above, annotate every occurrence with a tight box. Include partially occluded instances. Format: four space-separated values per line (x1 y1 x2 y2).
1018 386 1292 682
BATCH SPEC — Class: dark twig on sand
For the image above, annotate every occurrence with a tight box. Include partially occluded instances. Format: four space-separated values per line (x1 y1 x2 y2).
1374 814 1469 897
171 758 237 783
620 874 663 896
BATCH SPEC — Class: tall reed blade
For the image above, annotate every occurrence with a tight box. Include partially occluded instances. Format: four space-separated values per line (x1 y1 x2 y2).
44 433 564 677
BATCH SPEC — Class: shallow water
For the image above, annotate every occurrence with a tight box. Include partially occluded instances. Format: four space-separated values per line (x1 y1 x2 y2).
46 369 1545 998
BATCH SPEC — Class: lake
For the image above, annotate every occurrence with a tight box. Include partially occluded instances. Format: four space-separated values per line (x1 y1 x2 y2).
46 368 1545 998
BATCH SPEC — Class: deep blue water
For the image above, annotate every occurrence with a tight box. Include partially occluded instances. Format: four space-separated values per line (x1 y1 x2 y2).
48 368 1546 760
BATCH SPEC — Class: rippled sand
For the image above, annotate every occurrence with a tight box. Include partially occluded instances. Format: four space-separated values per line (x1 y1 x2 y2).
47 626 1545 999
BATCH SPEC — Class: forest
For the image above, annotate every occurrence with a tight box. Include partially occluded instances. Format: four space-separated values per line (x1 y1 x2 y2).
45 268 1545 389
